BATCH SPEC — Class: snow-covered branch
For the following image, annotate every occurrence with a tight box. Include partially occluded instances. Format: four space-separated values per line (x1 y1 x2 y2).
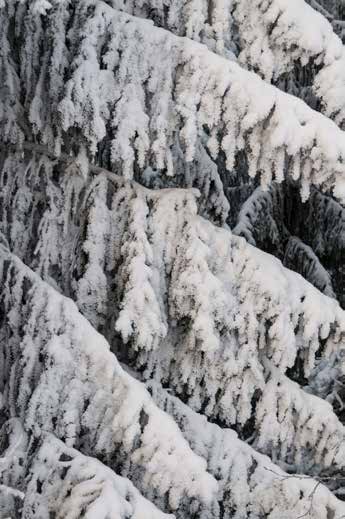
2 1 345 516
2 2 345 201
0 244 217 515
1 149 345 481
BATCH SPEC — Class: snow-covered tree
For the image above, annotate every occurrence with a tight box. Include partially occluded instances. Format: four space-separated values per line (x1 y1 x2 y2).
1 0 345 517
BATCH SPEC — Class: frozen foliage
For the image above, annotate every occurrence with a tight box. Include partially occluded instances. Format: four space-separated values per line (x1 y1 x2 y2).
307 346 345 419
142 139 231 226
295 188 345 307
1 0 345 516
232 184 340 299
0 421 172 519
0 8 24 145
0 419 26 518
0 245 217 515
233 185 285 248
109 0 235 56
234 0 345 126
148 381 345 519
5 0 345 132
3 244 345 518
2 153 344 384
3 2 345 201
284 236 336 298
72 177 345 392
2 152 345 481
22 435 174 519
0 0 234 55
252 366 345 471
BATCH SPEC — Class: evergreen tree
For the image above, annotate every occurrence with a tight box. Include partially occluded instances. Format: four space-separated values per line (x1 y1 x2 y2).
1 0 345 517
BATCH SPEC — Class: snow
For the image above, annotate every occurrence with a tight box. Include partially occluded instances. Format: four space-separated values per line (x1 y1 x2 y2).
1 242 345 519
3 151 345 473
3 2 345 202
149 380 345 519
23 434 174 519
0 245 218 513
2 0 345 517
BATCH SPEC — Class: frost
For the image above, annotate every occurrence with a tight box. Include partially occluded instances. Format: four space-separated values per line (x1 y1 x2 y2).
1 0 345 516
2 2 345 201
0 245 217 514
21 434 173 519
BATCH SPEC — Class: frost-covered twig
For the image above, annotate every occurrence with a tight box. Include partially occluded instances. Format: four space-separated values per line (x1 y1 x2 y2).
264 466 345 519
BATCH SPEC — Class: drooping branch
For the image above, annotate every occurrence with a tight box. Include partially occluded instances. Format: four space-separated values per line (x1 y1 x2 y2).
3 2 345 202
